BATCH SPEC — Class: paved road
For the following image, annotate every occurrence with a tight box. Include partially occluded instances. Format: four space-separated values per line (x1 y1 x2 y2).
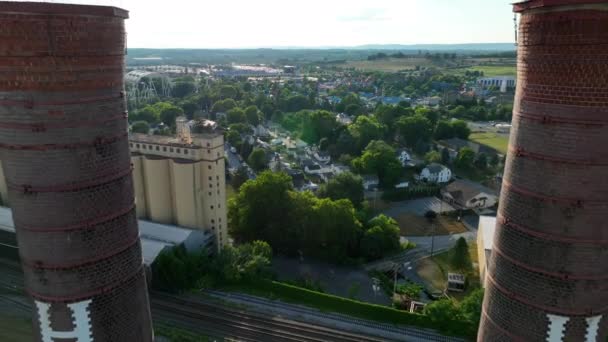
365 231 476 273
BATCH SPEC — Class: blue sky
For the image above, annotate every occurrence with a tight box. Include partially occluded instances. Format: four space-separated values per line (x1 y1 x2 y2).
25 0 516 48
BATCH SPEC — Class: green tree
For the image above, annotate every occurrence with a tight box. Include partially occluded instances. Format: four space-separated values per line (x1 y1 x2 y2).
423 299 464 328
345 103 362 116
159 104 184 127
360 214 401 260
219 85 238 99
451 120 471 139
348 116 385 153
474 153 488 170
247 148 267 172
231 166 249 190
424 151 441 164
317 172 364 209
131 121 150 134
455 147 475 170
489 153 499 167
434 120 454 140
415 107 440 126
396 115 433 146
284 94 311 112
352 141 402 188
460 288 484 333
302 110 338 144
229 171 294 244
441 148 451 164
245 105 261 126
227 108 247 125
211 98 237 113
131 106 160 124
451 237 472 270
172 81 196 98
226 130 242 149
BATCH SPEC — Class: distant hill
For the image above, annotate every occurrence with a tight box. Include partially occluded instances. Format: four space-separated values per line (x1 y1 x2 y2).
352 43 515 51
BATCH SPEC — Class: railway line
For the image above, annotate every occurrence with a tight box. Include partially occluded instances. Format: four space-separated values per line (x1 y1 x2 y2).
152 292 388 342
0 259 463 341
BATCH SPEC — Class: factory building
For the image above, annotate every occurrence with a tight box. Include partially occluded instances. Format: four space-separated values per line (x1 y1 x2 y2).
129 117 228 251
479 1 608 341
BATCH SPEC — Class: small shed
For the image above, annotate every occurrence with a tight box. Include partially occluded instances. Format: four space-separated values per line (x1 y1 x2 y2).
447 273 466 292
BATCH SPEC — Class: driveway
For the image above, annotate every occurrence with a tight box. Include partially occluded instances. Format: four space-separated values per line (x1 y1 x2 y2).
383 196 456 217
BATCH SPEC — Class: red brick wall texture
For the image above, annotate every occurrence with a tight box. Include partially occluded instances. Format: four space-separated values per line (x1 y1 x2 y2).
0 2 153 341
479 2 608 342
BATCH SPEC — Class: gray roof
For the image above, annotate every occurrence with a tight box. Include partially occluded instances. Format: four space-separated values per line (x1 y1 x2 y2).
426 163 447 173
0 206 211 266
443 179 497 205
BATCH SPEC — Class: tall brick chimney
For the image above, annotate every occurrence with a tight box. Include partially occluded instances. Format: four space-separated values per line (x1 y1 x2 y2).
479 1 608 341
0 2 153 341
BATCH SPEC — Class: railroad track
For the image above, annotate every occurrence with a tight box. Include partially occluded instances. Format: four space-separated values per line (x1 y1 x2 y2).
152 292 388 342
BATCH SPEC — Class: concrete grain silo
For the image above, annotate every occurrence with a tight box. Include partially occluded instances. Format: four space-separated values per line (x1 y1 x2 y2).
0 2 153 341
479 1 608 341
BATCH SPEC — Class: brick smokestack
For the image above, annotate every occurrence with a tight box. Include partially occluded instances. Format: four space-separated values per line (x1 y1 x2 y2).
479 1 608 341
0 2 153 341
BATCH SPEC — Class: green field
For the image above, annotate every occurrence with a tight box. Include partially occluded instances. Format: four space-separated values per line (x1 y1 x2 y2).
466 65 516 77
469 132 509 154
339 58 433 72
0 316 32 342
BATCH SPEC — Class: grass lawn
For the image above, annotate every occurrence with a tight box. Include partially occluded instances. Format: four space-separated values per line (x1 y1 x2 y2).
466 65 517 77
394 214 468 236
415 242 481 302
0 315 32 342
469 132 509 154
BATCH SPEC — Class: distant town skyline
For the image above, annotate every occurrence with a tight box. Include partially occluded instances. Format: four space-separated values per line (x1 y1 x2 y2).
38 0 515 48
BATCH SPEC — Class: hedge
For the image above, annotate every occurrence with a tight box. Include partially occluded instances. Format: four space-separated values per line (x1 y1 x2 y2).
222 279 473 338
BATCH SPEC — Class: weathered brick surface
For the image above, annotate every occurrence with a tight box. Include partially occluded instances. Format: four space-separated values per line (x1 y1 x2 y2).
480 3 608 341
0 3 153 341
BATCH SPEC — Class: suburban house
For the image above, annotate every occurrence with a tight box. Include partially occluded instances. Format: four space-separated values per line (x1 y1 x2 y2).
441 179 498 209
477 216 497 288
336 113 353 125
362 174 380 191
304 163 332 175
396 149 411 167
439 138 499 158
313 150 331 164
332 164 351 175
419 163 452 183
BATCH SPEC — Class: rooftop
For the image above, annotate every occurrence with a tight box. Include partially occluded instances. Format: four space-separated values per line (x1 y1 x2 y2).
0 206 211 266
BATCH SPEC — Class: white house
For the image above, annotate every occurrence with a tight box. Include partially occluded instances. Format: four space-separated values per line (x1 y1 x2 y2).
362 174 380 190
336 113 353 125
304 163 332 175
313 150 331 164
332 164 351 175
396 149 411 167
477 216 497 288
419 163 451 183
